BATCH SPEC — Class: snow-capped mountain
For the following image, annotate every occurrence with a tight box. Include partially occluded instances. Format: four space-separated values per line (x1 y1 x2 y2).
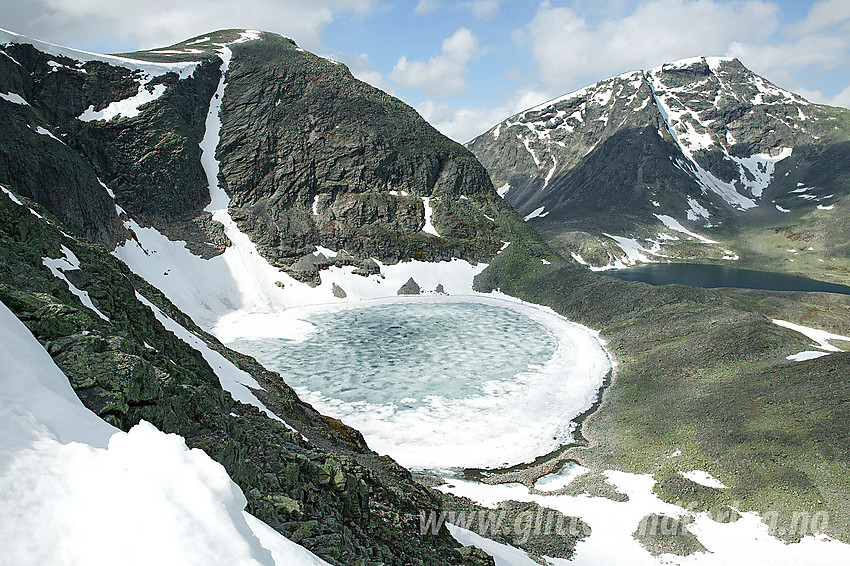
468 57 850 274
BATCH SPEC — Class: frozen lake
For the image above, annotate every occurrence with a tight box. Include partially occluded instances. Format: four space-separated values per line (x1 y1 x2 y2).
227 296 612 470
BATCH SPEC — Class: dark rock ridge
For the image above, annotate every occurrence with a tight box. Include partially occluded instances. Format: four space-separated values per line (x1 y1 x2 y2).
468 57 850 273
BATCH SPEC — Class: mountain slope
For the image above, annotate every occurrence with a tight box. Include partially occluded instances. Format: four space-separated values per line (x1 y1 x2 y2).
468 57 850 280
1 28 538 565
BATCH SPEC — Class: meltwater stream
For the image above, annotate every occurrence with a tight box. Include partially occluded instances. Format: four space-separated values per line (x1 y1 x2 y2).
228 297 612 470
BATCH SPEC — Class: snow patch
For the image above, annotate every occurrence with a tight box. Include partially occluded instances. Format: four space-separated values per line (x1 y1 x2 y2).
686 196 711 222
523 206 549 221
654 214 717 243
0 301 330 566
1 28 199 78
730 148 792 198
679 470 728 489
787 350 830 362
0 91 28 105
534 463 589 492
421 197 439 236
496 183 511 198
135 292 298 434
78 81 167 122
34 126 65 144
773 320 850 353
594 234 663 269
42 246 111 321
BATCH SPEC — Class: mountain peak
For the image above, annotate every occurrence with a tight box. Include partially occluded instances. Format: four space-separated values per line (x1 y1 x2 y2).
468 54 850 271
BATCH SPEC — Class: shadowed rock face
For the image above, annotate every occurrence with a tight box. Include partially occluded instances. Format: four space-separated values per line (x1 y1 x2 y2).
217 34 504 271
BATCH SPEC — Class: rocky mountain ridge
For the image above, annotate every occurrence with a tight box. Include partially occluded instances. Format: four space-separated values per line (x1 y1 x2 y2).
468 56 850 279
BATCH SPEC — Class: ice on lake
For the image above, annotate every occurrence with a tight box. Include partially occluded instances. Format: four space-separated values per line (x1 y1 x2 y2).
228 297 611 470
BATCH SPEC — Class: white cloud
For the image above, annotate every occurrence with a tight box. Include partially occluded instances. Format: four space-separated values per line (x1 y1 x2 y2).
391 27 479 98
827 84 850 109
512 0 850 109
465 0 500 19
416 87 553 143
1 0 379 52
414 0 500 19
797 0 850 35
414 0 440 15
515 0 781 94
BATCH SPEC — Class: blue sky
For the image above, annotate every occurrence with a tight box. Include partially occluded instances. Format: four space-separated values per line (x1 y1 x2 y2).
3 0 849 142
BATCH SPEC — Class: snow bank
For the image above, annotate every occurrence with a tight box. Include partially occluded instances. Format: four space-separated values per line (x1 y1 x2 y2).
422 197 439 236
440 469 850 566
654 214 717 243
0 301 328 566
42 245 111 321
0 91 28 105
679 470 728 489
773 319 850 352
523 206 549 221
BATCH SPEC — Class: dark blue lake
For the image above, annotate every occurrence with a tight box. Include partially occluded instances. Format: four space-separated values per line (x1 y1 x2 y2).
602 263 850 295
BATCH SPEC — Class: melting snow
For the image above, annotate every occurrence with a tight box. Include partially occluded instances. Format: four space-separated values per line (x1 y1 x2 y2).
686 196 711 222
595 234 663 269
0 91 28 105
42 246 111 321
421 197 439 236
654 214 717 243
523 206 549 221
730 148 792 198
440 468 850 566
1 28 198 78
679 470 728 489
534 462 589 492
0 301 330 566
787 351 830 362
773 320 850 353
78 80 167 122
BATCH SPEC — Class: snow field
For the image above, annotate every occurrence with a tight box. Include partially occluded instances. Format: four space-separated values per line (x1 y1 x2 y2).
0 301 328 566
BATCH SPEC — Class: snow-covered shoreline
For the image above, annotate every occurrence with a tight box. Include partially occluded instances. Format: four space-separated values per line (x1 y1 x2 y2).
223 293 613 470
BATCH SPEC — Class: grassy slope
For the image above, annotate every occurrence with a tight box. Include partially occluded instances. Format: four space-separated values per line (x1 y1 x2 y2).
474 229 850 543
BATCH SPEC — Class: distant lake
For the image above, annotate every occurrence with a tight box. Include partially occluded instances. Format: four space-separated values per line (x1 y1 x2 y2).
602 263 850 295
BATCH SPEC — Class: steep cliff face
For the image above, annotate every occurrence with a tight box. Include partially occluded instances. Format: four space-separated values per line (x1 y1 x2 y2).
468 57 850 276
215 33 504 279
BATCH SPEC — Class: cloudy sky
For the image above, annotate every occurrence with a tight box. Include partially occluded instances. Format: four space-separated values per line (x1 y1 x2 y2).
3 0 849 142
